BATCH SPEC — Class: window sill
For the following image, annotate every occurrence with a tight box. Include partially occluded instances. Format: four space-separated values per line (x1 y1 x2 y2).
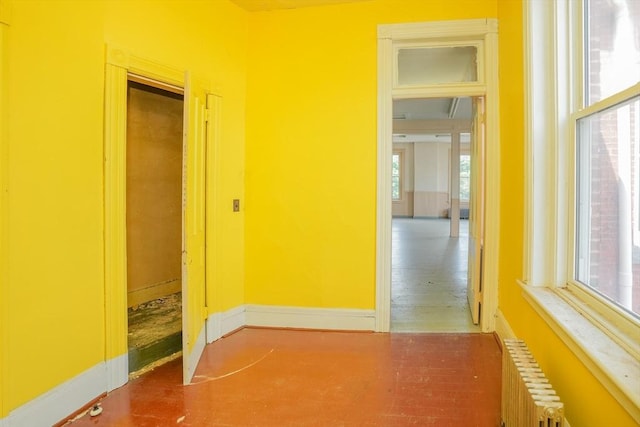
520 281 640 424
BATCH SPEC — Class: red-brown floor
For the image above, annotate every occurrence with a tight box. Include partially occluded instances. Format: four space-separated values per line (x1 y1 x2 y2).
66 328 502 426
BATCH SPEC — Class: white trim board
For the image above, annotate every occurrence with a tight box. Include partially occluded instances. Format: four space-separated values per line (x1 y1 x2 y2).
1 363 106 427
105 353 128 392
244 305 376 331
494 308 517 341
206 305 246 343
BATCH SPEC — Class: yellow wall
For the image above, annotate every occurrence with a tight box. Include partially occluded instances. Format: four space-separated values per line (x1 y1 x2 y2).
0 1 9 418
6 0 105 412
496 1 635 425
245 0 497 309
3 0 247 415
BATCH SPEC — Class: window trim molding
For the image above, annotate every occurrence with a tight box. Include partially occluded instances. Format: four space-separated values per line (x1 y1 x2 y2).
523 0 573 288
523 0 640 422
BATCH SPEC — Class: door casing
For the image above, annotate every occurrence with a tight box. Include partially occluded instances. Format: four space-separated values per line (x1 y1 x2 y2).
104 46 210 389
376 19 500 332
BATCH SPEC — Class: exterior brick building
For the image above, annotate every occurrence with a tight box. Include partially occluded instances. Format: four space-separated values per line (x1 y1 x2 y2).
584 0 640 314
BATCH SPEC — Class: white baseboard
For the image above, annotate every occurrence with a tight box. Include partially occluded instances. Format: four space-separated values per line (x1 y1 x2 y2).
184 325 206 384
244 304 376 331
495 308 517 342
206 305 246 343
206 311 222 343
106 353 128 392
1 362 106 427
206 304 375 340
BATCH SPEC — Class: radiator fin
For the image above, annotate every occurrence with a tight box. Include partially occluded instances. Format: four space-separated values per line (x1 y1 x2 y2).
501 339 564 427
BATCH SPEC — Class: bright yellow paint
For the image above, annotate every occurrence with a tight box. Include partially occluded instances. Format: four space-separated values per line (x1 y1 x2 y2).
1 0 635 423
245 0 497 309
6 0 106 412
231 0 373 12
4 0 247 414
0 3 9 418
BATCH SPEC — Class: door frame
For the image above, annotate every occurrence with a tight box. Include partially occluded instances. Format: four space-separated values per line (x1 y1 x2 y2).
376 19 500 333
104 46 189 390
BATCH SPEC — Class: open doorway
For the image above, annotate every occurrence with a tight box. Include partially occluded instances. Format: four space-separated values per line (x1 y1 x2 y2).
376 19 499 333
126 80 184 374
390 97 480 332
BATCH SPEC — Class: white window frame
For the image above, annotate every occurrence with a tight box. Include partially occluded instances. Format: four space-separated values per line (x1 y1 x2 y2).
523 0 640 422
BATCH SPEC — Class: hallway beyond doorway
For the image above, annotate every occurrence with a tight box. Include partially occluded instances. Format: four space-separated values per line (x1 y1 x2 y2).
391 218 480 332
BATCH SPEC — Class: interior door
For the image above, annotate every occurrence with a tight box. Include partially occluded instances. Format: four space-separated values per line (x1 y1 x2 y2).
182 72 208 383
467 96 485 325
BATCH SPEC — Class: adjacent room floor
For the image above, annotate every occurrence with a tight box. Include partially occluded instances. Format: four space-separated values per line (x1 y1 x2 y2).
391 218 480 333
128 292 182 374
65 327 502 426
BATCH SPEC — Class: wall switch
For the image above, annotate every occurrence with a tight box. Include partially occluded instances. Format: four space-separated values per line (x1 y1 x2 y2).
233 199 240 212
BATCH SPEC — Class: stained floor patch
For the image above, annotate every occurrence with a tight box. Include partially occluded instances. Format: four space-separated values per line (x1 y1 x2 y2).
128 292 182 373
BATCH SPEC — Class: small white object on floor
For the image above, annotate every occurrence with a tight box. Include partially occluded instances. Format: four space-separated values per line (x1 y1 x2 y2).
89 405 103 417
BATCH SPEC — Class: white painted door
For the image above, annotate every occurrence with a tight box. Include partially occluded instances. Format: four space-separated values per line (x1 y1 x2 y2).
467 97 485 325
182 72 208 383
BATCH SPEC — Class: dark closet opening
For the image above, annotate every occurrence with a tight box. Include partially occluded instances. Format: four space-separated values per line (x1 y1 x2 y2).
126 80 184 374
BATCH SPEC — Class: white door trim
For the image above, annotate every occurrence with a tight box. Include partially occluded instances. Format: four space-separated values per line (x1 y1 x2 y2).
376 19 500 333
104 45 186 388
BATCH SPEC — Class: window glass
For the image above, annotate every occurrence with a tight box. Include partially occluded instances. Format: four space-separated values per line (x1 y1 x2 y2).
397 46 477 86
584 0 640 105
392 153 401 200
575 95 640 317
459 154 471 201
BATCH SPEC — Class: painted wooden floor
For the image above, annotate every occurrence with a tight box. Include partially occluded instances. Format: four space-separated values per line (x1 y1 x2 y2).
391 218 480 333
65 327 502 426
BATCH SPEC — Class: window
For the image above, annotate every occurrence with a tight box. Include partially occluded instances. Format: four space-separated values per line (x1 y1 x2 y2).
392 151 402 201
574 0 640 318
525 0 640 420
459 154 470 201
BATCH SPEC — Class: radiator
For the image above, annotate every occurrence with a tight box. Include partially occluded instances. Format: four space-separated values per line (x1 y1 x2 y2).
501 339 565 427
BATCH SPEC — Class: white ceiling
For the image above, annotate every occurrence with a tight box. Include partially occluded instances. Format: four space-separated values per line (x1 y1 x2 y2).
393 98 472 143
230 0 371 11
393 133 471 144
